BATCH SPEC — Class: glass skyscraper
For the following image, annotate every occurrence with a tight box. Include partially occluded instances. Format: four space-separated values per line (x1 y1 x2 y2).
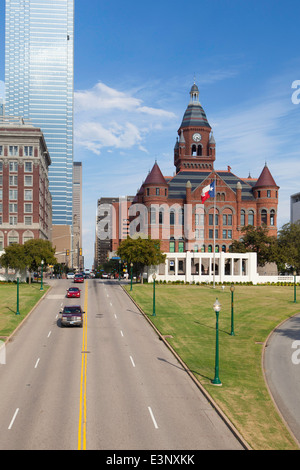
5 0 74 225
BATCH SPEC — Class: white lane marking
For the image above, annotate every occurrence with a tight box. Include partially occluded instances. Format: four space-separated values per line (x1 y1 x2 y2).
34 358 40 369
148 407 158 429
110 302 112 307
47 295 65 300
114 314 117 319
8 408 19 430
120 330 124 337
130 356 136 368
47 331 52 338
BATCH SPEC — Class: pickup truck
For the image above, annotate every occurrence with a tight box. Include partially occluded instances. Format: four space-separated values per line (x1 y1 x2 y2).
60 305 84 327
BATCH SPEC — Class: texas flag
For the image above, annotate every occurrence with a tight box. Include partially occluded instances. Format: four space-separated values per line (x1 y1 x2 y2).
201 180 215 203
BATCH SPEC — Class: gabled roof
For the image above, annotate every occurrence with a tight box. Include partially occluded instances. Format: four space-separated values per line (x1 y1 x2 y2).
254 164 278 188
167 170 256 200
143 162 168 186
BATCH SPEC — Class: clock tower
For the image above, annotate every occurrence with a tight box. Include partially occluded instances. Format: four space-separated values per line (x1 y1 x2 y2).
174 83 216 173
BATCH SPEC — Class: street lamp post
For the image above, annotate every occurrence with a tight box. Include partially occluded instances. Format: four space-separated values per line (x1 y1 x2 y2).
130 263 133 291
212 298 222 386
152 273 156 317
40 259 44 291
16 276 20 315
119 260 121 281
294 270 297 303
230 284 235 336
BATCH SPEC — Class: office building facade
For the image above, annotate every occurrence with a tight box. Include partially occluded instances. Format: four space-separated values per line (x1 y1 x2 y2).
5 0 74 226
0 116 52 249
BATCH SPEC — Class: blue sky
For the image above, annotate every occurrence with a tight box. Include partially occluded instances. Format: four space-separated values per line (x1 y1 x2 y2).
0 0 300 268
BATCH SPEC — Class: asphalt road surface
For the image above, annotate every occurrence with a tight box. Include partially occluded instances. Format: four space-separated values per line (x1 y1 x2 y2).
264 313 300 446
0 279 244 450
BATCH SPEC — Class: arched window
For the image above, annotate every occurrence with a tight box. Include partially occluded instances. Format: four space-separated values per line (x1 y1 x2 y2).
150 207 156 225
170 210 175 226
240 210 245 226
261 209 267 225
159 209 163 224
192 145 197 156
8 230 19 246
197 145 202 156
248 210 254 225
270 209 275 226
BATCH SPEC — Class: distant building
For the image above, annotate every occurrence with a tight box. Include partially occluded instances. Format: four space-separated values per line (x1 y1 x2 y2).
5 0 74 226
95 196 134 268
73 162 83 270
291 192 300 223
0 116 52 249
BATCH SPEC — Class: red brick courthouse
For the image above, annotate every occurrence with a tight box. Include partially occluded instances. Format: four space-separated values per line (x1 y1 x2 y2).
128 83 279 254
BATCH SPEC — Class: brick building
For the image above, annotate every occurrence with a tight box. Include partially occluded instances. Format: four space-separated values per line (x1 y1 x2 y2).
118 83 279 255
0 116 52 249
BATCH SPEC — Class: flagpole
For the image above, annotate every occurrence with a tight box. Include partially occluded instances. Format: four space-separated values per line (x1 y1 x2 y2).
213 174 216 289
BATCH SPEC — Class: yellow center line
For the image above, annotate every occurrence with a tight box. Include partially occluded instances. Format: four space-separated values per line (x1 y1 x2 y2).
78 280 88 450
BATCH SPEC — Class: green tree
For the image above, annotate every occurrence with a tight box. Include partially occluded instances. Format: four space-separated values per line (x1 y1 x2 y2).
23 239 57 273
117 237 166 282
230 225 279 267
0 240 57 282
0 244 28 271
277 222 300 273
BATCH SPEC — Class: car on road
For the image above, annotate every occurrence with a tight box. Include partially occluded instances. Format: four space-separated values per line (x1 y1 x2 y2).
74 273 84 283
60 305 84 327
66 287 81 298
66 272 75 279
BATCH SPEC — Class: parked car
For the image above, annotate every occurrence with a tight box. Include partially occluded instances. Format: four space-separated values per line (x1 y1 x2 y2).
60 305 84 327
101 273 108 278
67 272 75 279
74 273 84 283
66 287 81 298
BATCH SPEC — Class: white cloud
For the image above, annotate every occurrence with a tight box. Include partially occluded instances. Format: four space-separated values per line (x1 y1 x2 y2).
74 81 177 155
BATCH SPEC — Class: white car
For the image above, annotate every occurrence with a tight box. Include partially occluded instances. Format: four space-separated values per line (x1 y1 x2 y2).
67 272 75 279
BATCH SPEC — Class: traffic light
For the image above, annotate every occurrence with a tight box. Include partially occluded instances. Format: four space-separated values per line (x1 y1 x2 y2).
66 249 69 256
79 248 82 256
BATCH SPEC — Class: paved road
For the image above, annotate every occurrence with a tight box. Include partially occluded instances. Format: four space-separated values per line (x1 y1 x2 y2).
264 314 300 446
0 279 244 450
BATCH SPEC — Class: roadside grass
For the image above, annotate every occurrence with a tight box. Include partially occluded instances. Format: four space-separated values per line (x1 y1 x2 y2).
125 283 300 450
0 282 49 338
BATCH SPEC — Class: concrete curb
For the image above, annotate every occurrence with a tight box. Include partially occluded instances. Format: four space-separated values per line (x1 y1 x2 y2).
3 283 53 347
120 283 252 450
262 313 300 449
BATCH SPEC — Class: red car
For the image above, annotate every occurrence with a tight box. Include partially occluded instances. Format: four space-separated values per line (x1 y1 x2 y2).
74 274 84 283
66 287 81 298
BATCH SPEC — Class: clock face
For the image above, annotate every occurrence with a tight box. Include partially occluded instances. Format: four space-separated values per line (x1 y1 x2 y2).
193 133 201 142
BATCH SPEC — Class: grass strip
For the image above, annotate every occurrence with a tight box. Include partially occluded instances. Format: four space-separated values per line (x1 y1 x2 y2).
126 283 300 450
0 282 49 338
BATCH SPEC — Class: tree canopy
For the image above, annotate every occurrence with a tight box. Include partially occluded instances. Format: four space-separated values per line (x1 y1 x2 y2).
230 225 278 267
230 223 300 273
116 237 166 280
277 222 300 272
0 239 57 272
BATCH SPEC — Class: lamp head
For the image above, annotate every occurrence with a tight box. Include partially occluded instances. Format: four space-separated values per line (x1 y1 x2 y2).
213 298 221 313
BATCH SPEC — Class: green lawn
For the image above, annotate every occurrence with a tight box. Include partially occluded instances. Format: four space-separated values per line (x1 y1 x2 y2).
125 283 300 450
0 282 49 338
